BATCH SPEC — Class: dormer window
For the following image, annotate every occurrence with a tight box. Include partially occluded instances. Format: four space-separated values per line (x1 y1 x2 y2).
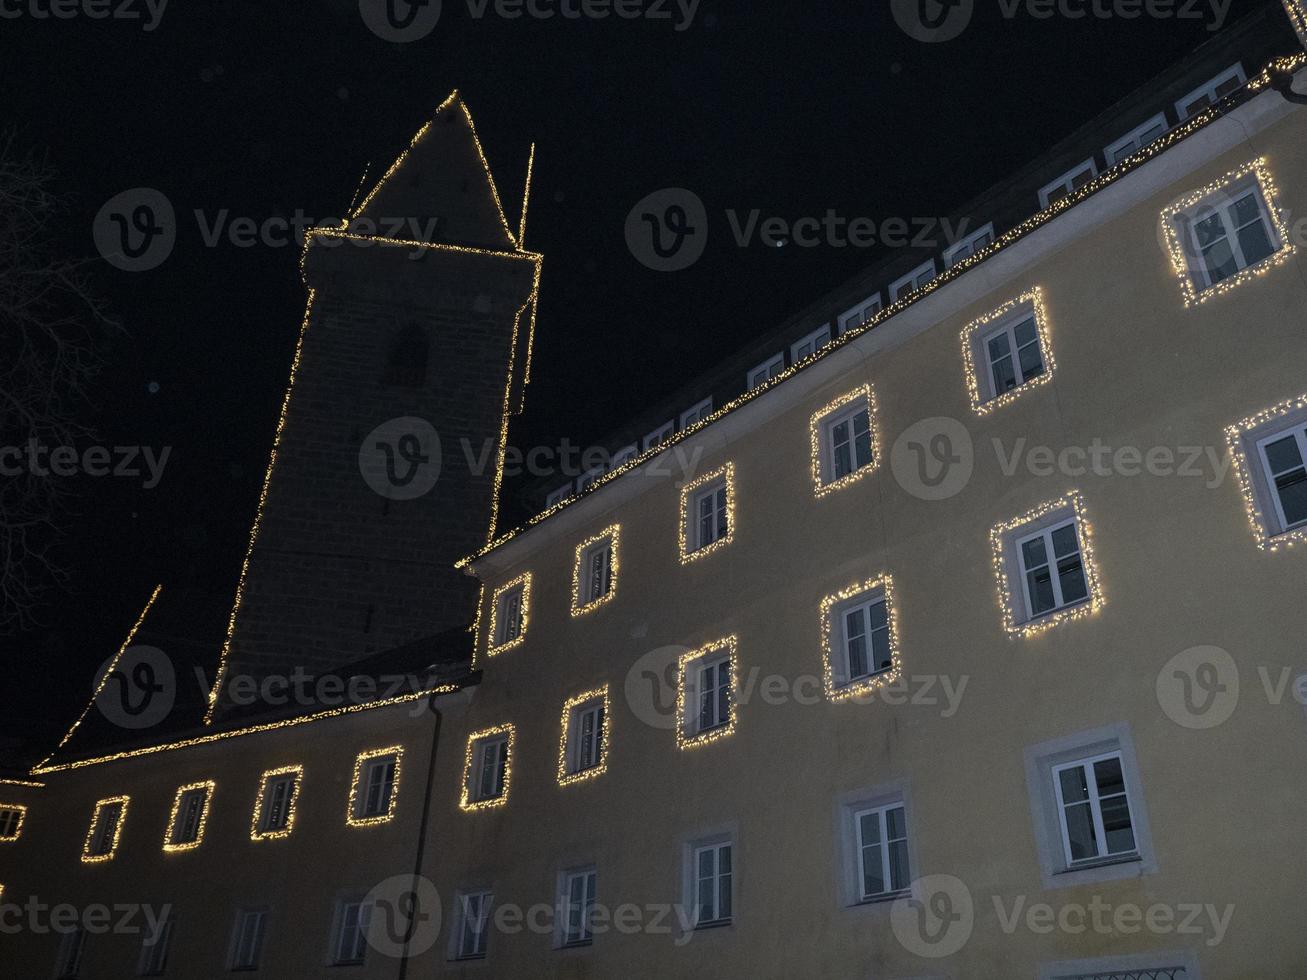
838 294 882 333
1105 113 1168 165
889 260 936 302
679 398 713 429
747 354 784 390
545 484 571 509
943 223 994 268
1176 63 1245 120
643 421 674 451
790 325 832 362
1039 160 1097 208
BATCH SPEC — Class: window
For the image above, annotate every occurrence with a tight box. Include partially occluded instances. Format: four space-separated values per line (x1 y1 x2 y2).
1105 113 1168 165
0 804 26 842
642 421 674 451
559 688 610 785
1256 423 1307 535
679 397 713 429
82 796 129 863
823 583 897 699
577 464 603 493
854 803 910 900
790 325 831 362
229 909 267 971
453 890 493 960
838 293 882 333
138 912 174 976
55 927 86 978
991 492 1103 636
691 842 732 926
1226 394 1307 550
571 526 619 614
962 289 1054 413
1176 62 1245 120
610 443 637 468
889 259 936 301
943 222 994 267
251 766 302 840
676 638 738 748
810 385 877 495
348 747 402 826
1052 753 1137 867
163 781 214 852
678 463 735 561
333 901 372 965
746 354 784 390
558 868 597 947
487 573 531 654
1039 159 1097 208
461 726 514 810
544 484 571 509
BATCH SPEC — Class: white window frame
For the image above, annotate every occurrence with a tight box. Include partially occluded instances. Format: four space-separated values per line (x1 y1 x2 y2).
686 650 732 737
838 293 882 333
55 927 86 978
942 222 994 268
85 798 126 860
679 397 713 429
1228 398 1307 549
1255 422 1307 535
820 400 874 487
256 773 298 836
1181 178 1281 291
576 464 604 494
690 477 729 552
889 259 936 302
746 353 784 390
690 841 733 927
835 781 917 908
830 591 893 689
452 889 493 960
470 735 509 803
642 421 674 451
1038 159 1098 208
790 325 832 362
1015 517 1090 622
137 911 174 976
1051 751 1139 869
331 900 372 965
359 755 397 819
492 581 526 648
557 867 597 947
980 308 1046 402
1175 62 1246 120
565 697 607 776
853 802 911 901
1104 112 1168 165
578 539 613 607
228 907 268 972
544 484 571 509
610 443 637 468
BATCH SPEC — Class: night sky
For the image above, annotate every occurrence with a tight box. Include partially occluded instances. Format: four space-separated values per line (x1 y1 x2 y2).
0 0 1276 751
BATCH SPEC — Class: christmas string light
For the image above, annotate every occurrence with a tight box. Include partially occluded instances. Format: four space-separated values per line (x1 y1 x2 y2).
459 97 520 249
520 143 539 395
1248 53 1307 91
1278 0 1307 46
678 463 736 564
1224 390 1307 551
81 796 129 864
809 384 881 497
960 287 1056 415
0 779 43 789
162 780 215 853
347 746 404 828
460 724 516 812
675 636 739 750
486 572 532 656
349 90 458 223
249 765 304 842
556 687 611 787
570 525 621 617
0 804 27 842
818 575 902 701
1159 157 1294 307
989 490 1105 637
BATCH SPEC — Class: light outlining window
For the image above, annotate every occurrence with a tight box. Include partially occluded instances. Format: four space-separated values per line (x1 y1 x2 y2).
570 526 621 617
347 746 404 828
961 287 1056 415
82 796 130 864
809 384 880 497
486 572 532 655
162 780 215 853
0 804 28 842
819 574 902 701
249 765 304 841
990 491 1105 637
1159 157 1294 307
557 687 611 787
678 463 737 563
675 636 739 750
460 725 516 812
1225 390 1307 551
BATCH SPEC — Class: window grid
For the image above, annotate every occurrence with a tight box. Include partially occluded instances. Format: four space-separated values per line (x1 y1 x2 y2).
1105 113 1168 165
820 575 901 701
558 688 611 786
0 804 26 842
1016 518 1091 621
854 803 910 900
678 464 736 563
680 397 713 429
487 572 532 655
1052 752 1139 868
747 354 784 390
82 797 129 863
961 287 1056 414
347 746 404 827
676 637 739 749
838 294 882 333
334 901 371 965
460 725 515 811
230 909 267 971
791 326 832 362
693 842 733 926
1176 63 1245 120
809 385 879 496
944 223 995 268
1225 391 1307 551
571 526 620 616
560 869 597 946
456 890 493 959
889 260 936 301
251 765 303 841
1040 160 1097 208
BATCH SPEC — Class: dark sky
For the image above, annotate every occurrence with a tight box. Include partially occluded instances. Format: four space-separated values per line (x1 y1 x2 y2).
0 0 1278 750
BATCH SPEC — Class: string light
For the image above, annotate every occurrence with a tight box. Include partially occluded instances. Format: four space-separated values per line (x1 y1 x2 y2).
570 525 621 616
0 804 28 842
486 572 532 656
460 725 516 811
675 636 739 750
961 287 1056 415
818 575 902 701
458 60 1295 569
1278 0 1307 46
1159 157 1295 307
989 490 1105 637
37 584 162 769
678 463 736 563
0 779 44 789
249 765 304 841
556 687 611 787
520 143 539 393
347 746 405 828
809 384 881 497
162 780 215 852
81 796 130 864
1224 390 1307 551
349 91 458 223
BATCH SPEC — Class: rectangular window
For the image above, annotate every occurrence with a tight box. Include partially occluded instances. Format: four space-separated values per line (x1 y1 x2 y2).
1017 518 1090 620
333 901 372 965
138 913 174 976
544 484 571 509
679 463 735 562
838 293 882 333
790 326 831 362
229 909 267 971
252 767 302 840
676 638 739 748
461 726 515 810
810 386 878 495
454 890 493 960
172 789 208 846
572 526 620 615
643 421 674 451
1039 159 1097 208
747 354 784 390
1052 753 1138 867
694 482 728 550
693 843 733 926
348 747 403 826
560 690 610 784
679 397 713 429
610 443 637 468
560 869 597 947
1176 62 1245 120
577 465 603 493
985 311 1044 396
1105 113 1168 165
1256 423 1307 533
0 804 26 842
854 803 911 900
889 259 936 302
82 796 129 863
839 596 892 683
820 576 899 700
488 573 531 654
1227 396 1307 550
55 928 86 979
943 222 994 267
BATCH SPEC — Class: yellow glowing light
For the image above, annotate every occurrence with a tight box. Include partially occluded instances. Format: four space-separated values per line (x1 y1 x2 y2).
249 765 304 842
81 796 130 864
1278 0 1307 45
556 687 611 787
0 804 28 842
570 525 621 617
347 746 405 828
819 575 903 701
675 636 739 750
1159 157 1295 307
0 779 43 789
961 287 1056 415
1225 390 1307 551
486 572 532 656
809 384 881 497
520 143 539 391
350 90 459 222
990 490 1105 637
162 780 215 853
678 463 737 563
460 724 516 811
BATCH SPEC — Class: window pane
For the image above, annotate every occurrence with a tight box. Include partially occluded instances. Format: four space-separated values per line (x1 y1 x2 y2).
1057 555 1088 605
1021 534 1048 571
1194 210 1224 246
1237 220 1274 267
888 838 910 892
1275 468 1307 526
987 331 1011 361
1049 523 1079 558
1231 192 1262 227
1202 240 1239 284
1099 796 1137 855
1028 566 1056 614
1017 340 1044 382
1264 434 1303 474
1062 800 1098 860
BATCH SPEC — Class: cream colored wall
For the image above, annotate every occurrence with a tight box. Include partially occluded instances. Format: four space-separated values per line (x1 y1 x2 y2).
423 110 1307 979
